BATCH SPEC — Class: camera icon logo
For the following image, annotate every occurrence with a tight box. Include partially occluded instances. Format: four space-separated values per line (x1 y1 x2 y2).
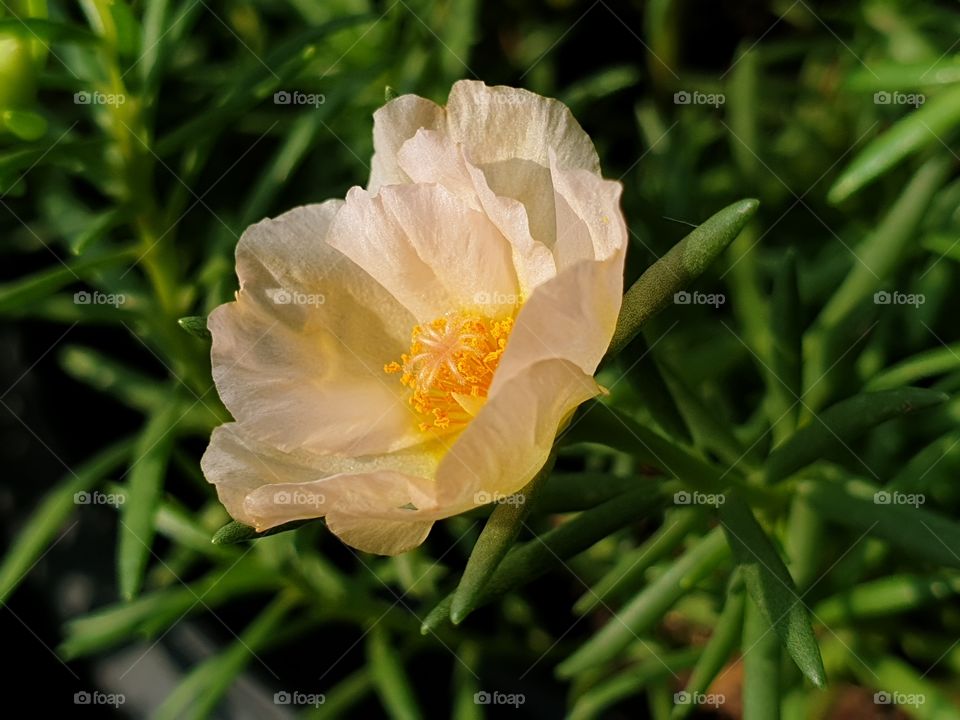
270 288 292 304
674 691 691 705
74 691 92 704
874 691 892 704
274 91 291 105
873 91 891 104
474 691 491 705
275 491 291 504
674 90 691 104
74 290 91 304
874 290 891 304
74 491 91 505
74 91 91 105
274 691 292 704
674 290 691 304
873 491 891 505
674 490 691 505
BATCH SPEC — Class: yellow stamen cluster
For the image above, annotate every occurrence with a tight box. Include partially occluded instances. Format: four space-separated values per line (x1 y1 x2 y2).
385 312 514 432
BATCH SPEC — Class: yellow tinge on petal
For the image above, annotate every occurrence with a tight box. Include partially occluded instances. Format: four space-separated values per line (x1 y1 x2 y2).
385 312 514 433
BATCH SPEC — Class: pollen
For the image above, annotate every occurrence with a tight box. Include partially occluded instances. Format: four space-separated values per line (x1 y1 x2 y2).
385 312 514 433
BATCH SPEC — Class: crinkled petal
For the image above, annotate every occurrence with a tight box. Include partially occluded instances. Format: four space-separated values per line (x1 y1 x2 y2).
202 423 440 529
327 183 519 320
549 150 627 269
368 94 445 192
489 256 625 395
397 128 556 296
214 201 423 455
325 514 433 555
436 359 600 508
445 80 600 174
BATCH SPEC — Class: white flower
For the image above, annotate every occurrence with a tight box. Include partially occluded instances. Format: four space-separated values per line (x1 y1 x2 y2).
201 81 627 555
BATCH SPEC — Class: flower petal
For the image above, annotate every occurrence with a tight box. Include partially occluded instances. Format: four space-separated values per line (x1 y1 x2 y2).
396 128 556 296
202 423 440 529
550 151 628 269
325 514 433 556
327 183 519 320
489 255 625 395
436 359 600 508
445 80 600 174
368 94 445 192
214 201 423 455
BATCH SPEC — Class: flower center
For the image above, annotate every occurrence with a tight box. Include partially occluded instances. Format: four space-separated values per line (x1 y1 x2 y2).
385 312 514 433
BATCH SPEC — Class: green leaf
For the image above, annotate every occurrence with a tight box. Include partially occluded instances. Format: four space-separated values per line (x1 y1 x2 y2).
155 16 372 155
866 342 960 390
828 83 960 203
60 556 278 659
301 667 374 720
570 648 699 720
368 626 424 720
0 17 102 45
763 388 948 484
719 496 825 688
210 518 312 544
769 249 802 440
815 571 960 626
59 346 214 432
607 198 759 357
818 155 951 333
422 486 665 634
176 315 210 340
0 245 137 314
556 527 728 677
1 108 46 140
153 593 298 720
848 653 960 720
118 400 180 599
538 471 643 514
618 334 692 443
671 576 745 720
660 363 748 466
0 439 131 605
563 401 736 493
450 456 553 624
574 507 705 615
742 595 781 720
800 477 960 569
451 642 482 720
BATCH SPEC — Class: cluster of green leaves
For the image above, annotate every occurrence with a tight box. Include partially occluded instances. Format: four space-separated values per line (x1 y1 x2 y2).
2 0 960 718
